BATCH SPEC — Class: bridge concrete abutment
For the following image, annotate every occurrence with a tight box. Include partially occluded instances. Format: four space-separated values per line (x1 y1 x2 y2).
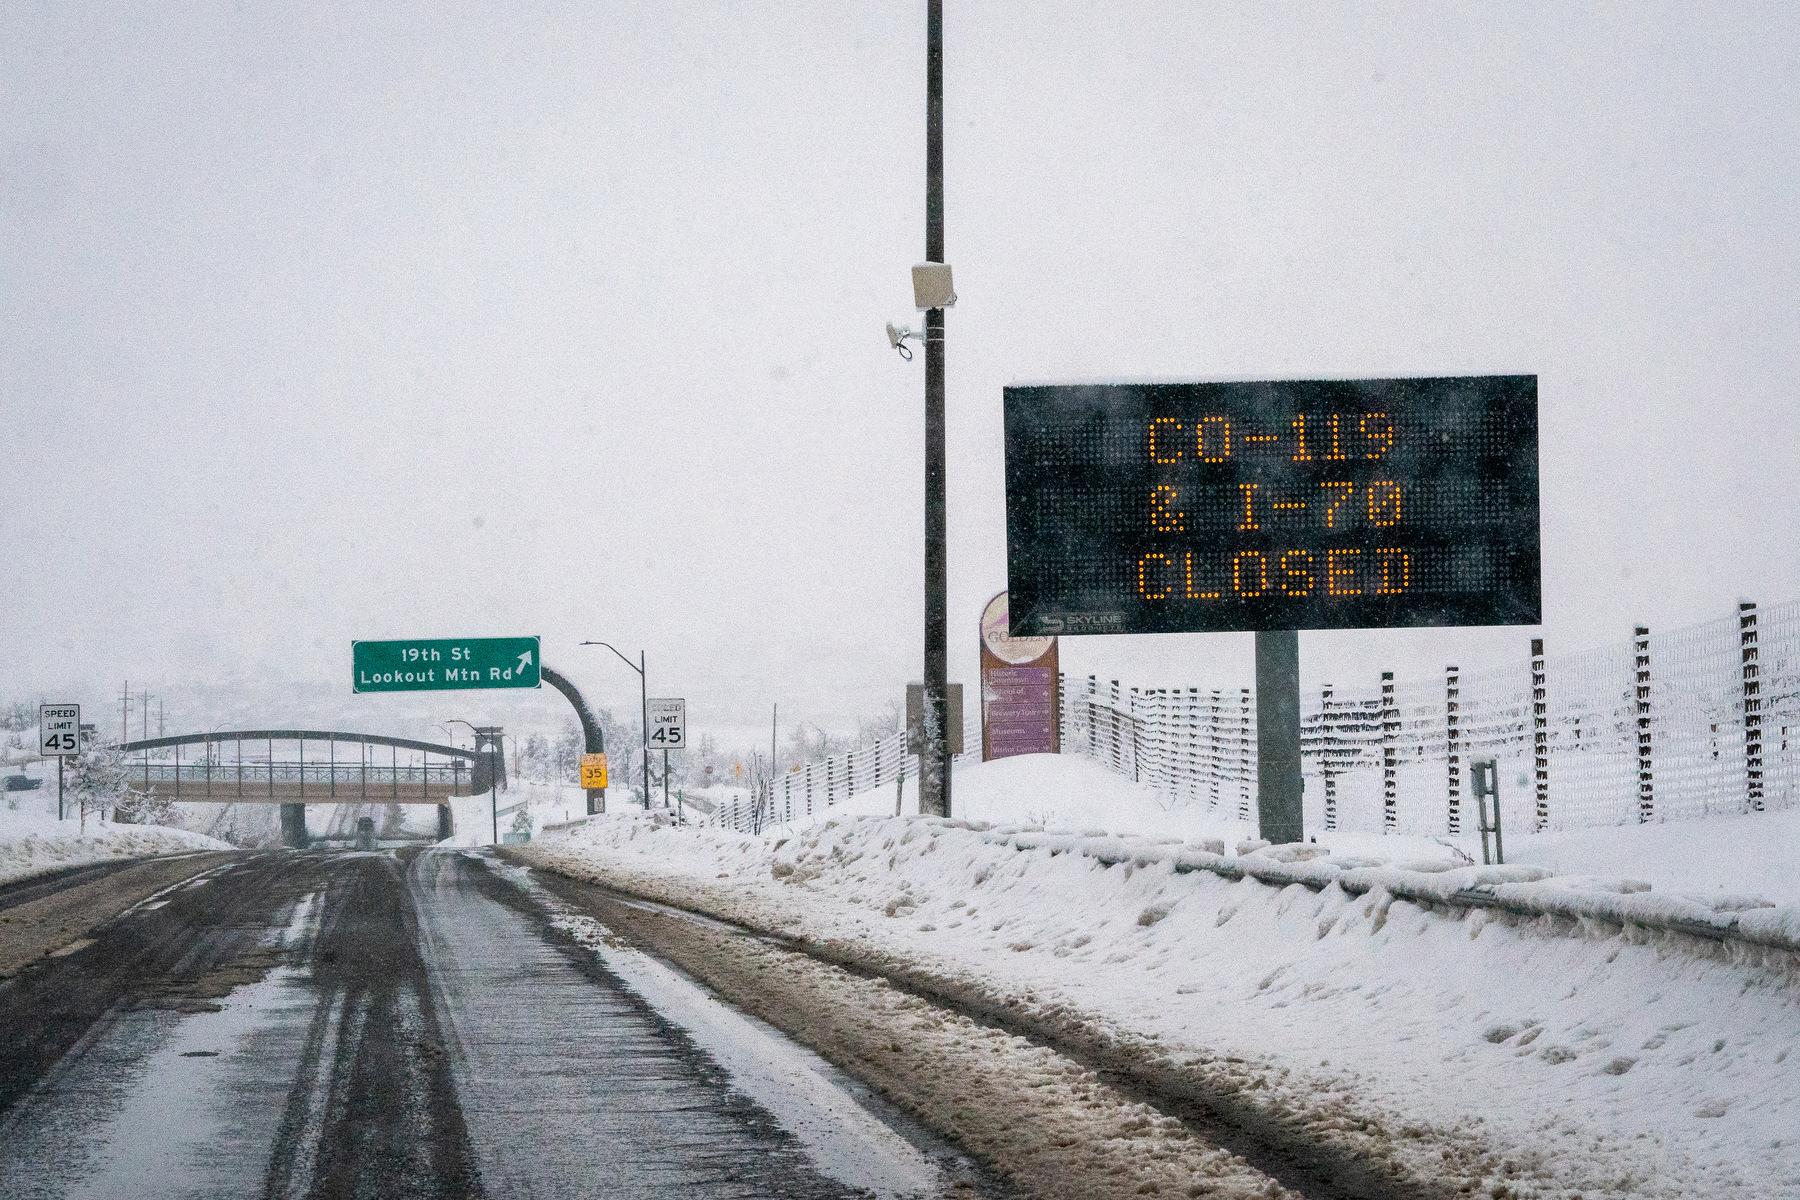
437 804 453 841
280 803 310 849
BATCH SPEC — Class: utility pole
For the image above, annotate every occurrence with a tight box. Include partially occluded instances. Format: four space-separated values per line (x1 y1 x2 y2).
577 641 651 809
638 650 649 809
919 0 952 819
140 690 150 808
770 703 778 827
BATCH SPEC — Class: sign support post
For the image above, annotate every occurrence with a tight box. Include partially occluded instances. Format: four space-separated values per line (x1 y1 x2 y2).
1255 629 1303 844
57 757 65 821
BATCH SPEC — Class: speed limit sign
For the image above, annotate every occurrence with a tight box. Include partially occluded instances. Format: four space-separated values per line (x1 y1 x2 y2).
646 698 686 750
39 704 81 756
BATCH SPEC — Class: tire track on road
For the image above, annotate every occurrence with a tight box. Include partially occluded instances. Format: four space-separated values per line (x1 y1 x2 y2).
513 855 1452 1200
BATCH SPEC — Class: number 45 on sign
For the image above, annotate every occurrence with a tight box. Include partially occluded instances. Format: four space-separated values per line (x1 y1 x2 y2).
646 699 686 749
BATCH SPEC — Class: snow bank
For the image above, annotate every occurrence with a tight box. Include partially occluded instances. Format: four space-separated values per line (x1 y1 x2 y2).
1503 806 1800 907
791 753 1800 907
789 752 1466 863
0 812 230 888
521 806 1800 1199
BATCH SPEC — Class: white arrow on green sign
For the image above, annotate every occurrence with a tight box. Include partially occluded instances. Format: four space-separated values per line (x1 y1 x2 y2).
353 636 541 692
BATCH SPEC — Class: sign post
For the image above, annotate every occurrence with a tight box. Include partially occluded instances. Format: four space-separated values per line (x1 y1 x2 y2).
1003 376 1540 844
1254 630 1303 843
40 704 80 821
352 637 541 692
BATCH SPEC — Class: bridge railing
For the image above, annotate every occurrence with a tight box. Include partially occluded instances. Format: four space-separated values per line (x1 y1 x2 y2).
135 762 469 785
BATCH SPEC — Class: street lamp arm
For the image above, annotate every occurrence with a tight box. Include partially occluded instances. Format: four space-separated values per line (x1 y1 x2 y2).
579 640 652 813
579 641 644 677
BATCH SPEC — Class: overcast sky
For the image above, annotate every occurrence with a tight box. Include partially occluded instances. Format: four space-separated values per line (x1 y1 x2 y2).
5 2 1800 740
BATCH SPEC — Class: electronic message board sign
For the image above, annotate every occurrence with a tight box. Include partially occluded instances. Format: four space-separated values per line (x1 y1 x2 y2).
1003 376 1539 637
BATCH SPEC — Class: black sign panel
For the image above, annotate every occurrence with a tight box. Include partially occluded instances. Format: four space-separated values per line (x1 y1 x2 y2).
1003 376 1540 636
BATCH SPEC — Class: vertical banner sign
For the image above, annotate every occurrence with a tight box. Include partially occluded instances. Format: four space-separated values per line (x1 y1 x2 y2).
39 704 81 756
1003 377 1540 636
979 592 1060 760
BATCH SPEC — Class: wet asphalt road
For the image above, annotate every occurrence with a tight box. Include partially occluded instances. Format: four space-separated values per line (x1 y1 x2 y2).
0 849 987 1199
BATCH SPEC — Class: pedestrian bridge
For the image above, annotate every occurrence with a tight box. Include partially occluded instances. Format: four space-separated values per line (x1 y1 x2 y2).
117 730 495 804
116 729 503 847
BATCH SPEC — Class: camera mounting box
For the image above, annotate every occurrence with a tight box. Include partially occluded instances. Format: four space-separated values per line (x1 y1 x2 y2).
912 262 956 310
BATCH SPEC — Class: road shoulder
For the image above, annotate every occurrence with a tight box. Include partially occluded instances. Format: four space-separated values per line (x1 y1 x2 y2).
0 851 238 977
502 850 1440 1200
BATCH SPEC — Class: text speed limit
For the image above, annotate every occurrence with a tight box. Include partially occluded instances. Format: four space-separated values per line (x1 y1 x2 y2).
646 698 686 749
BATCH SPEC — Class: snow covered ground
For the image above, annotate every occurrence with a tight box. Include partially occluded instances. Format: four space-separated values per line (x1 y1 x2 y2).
515 756 1800 1200
451 748 1800 908
0 810 230 888
769 753 1800 907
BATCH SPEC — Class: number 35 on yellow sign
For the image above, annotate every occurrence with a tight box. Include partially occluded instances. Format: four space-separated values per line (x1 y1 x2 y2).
580 753 609 788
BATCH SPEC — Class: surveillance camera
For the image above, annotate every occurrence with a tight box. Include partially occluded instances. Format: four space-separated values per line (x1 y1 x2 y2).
885 321 915 361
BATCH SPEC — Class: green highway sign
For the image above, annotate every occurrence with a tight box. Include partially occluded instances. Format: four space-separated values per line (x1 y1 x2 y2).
353 636 541 693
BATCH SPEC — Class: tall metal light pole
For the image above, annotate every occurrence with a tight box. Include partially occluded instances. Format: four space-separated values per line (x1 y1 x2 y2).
919 0 952 819
580 641 651 810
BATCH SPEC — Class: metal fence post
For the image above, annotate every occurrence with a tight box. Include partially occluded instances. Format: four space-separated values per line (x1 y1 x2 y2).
1129 687 1141 782
1185 687 1201 803
1101 680 1116 773
1634 625 1654 823
1237 687 1252 824
1086 675 1098 758
1531 638 1549 831
1380 671 1397 833
1321 682 1338 832
1208 689 1222 810
1740 601 1764 813
1056 671 1067 750
1445 665 1462 835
